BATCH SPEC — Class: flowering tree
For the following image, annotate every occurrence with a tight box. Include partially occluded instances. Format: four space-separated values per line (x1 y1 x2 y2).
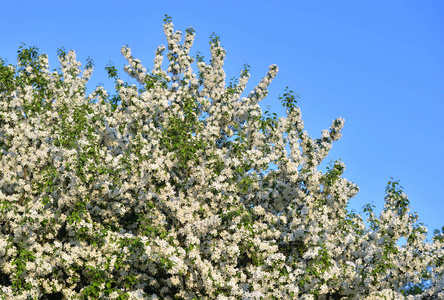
0 16 443 299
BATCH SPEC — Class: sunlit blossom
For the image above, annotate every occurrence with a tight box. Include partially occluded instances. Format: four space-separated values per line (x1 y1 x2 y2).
0 18 442 300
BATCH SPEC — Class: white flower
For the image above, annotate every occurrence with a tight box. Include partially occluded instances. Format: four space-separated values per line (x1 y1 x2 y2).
0 18 439 300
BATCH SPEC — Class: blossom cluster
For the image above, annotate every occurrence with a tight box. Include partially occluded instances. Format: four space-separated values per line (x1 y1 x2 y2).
0 18 442 299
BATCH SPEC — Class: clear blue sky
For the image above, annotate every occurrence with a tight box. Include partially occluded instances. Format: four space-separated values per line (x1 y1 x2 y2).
1 0 442 239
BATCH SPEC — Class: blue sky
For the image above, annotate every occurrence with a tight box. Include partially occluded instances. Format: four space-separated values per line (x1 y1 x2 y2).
1 0 442 239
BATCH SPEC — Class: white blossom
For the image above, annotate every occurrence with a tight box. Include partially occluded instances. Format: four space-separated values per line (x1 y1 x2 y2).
0 18 441 300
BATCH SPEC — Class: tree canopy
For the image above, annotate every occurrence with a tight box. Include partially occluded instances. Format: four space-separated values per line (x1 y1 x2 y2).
0 17 442 299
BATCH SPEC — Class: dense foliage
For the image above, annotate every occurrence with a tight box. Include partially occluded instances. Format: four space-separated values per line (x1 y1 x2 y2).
0 17 443 299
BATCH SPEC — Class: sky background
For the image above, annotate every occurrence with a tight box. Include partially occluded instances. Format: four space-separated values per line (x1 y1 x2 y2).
1 0 442 240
